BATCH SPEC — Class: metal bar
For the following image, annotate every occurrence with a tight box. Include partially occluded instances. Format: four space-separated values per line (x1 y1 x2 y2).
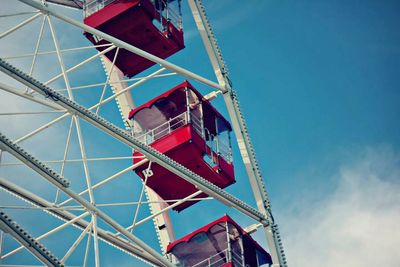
25 15 46 94
55 117 74 203
48 15 97 207
1 212 90 259
95 48 120 115
0 230 4 258
58 160 148 207
0 82 64 111
100 54 134 129
130 162 152 234
61 222 92 263
92 215 100 267
0 178 162 266
14 112 70 144
45 0 84 9
0 133 173 267
44 44 116 86
1 156 137 166
82 227 91 267
0 11 39 18
0 12 42 39
0 211 63 266
0 57 268 225
3 44 112 60
17 0 224 91
0 111 64 116
0 195 212 210
13 66 164 146
57 72 175 92
73 115 96 203
91 67 165 110
129 190 203 231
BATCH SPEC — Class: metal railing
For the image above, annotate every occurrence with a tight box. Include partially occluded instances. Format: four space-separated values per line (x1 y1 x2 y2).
218 139 232 163
133 110 232 164
161 0 183 29
231 249 245 267
134 111 188 145
84 0 183 29
191 112 203 137
84 0 117 17
190 248 245 267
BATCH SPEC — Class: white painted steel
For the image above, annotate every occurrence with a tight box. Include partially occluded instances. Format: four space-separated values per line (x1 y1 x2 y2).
0 12 42 39
61 222 92 263
44 45 116 86
0 82 64 111
0 178 161 265
0 211 63 266
0 133 174 267
2 211 90 259
0 1 287 265
11 66 164 146
3 44 113 60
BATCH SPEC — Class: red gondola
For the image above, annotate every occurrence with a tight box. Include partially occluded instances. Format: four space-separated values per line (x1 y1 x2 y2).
129 81 235 211
83 0 184 77
167 215 273 266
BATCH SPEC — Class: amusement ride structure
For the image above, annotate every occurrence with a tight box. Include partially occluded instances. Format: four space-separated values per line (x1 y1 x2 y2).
0 0 287 266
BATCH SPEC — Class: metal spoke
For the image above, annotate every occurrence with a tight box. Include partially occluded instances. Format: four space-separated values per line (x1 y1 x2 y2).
61 221 92 263
129 161 152 234
1 212 90 260
0 12 42 39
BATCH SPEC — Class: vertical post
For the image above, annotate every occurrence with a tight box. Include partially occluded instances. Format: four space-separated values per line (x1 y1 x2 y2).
225 221 232 264
214 117 220 158
239 234 245 266
165 0 169 21
199 101 205 138
0 230 4 259
185 87 191 123
228 131 233 162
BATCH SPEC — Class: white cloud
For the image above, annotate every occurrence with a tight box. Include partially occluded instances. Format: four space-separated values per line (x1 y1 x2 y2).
281 145 400 266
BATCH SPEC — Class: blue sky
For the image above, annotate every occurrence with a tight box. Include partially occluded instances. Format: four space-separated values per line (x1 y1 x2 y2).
0 0 399 266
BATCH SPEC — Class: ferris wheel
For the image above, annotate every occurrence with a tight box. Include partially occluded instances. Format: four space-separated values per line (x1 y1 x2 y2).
0 1 287 266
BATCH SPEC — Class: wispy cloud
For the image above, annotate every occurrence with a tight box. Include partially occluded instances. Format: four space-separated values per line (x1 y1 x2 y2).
280 145 400 266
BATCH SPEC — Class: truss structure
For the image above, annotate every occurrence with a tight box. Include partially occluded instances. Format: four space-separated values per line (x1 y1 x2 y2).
0 0 286 266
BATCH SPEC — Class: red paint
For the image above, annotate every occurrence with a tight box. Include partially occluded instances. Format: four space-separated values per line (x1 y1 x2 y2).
130 81 235 211
133 126 235 212
166 214 272 265
83 0 184 77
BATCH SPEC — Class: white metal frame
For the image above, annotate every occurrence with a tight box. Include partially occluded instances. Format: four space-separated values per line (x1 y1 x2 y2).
0 0 286 266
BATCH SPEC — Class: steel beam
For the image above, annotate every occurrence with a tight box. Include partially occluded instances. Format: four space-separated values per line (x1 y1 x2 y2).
45 0 84 9
0 132 173 267
0 82 64 111
0 211 63 267
0 178 162 266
